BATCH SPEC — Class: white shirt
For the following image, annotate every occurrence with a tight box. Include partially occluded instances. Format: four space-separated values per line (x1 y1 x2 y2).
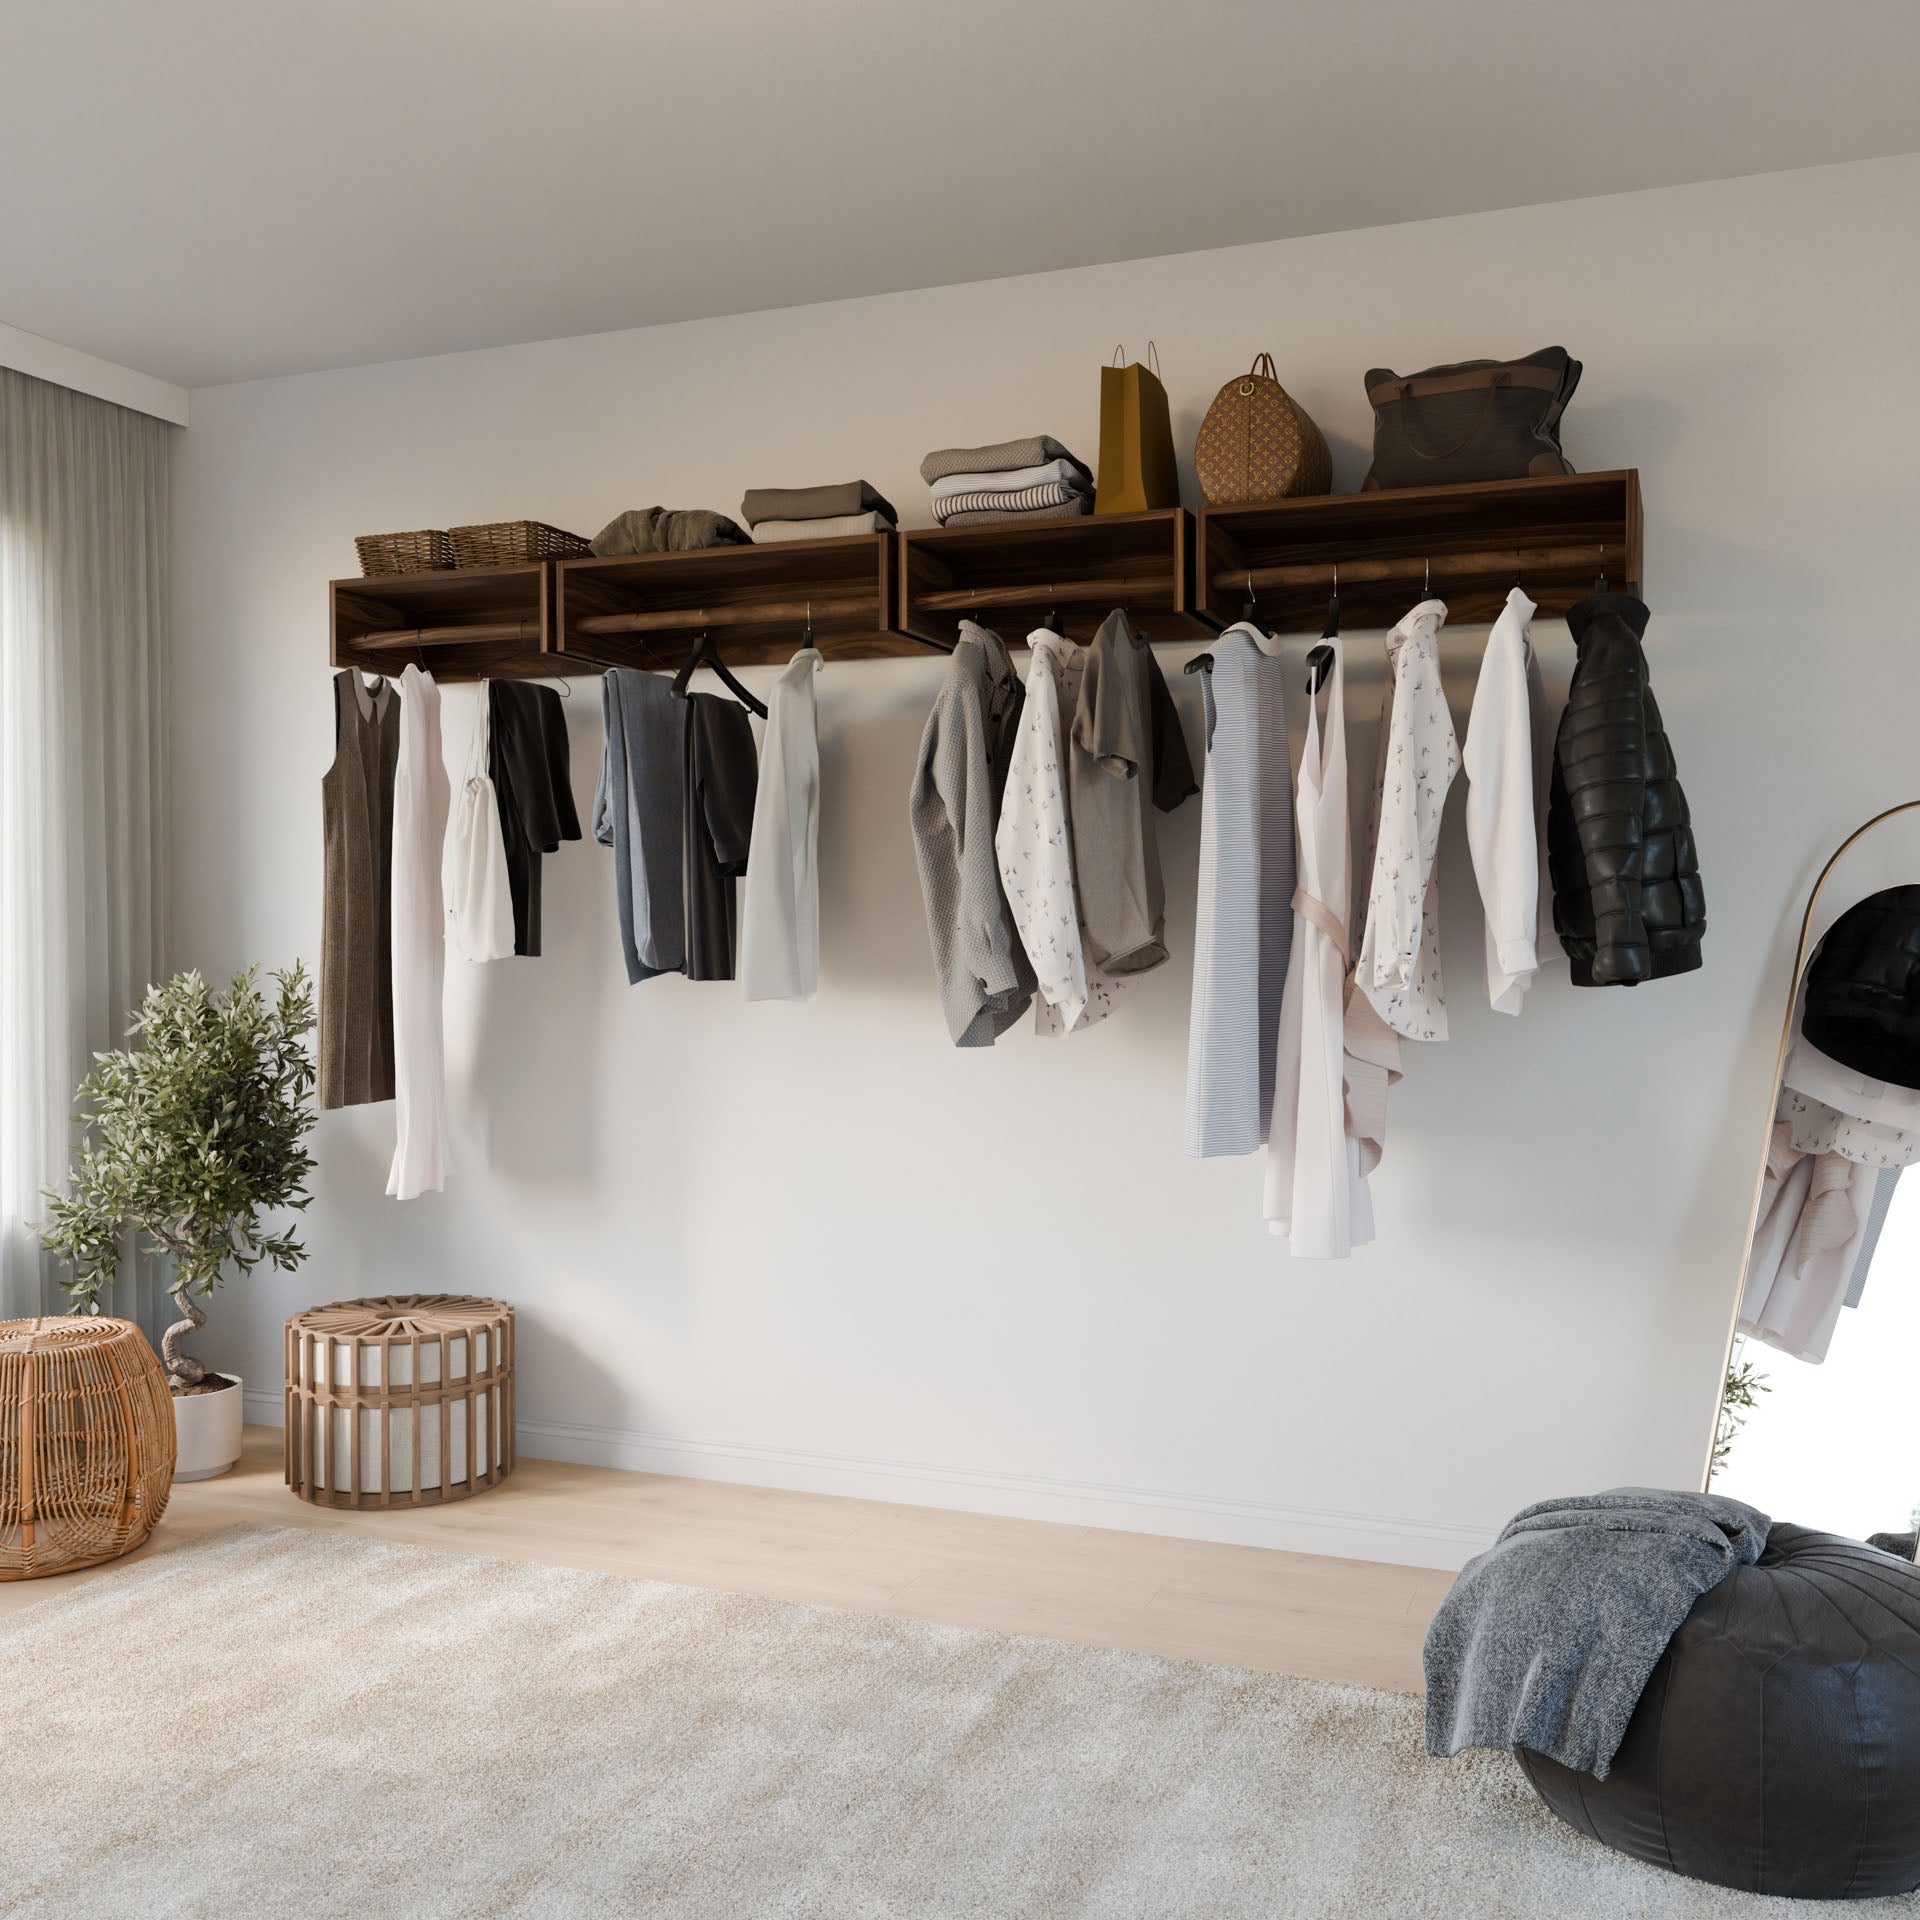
1265 636 1374 1258
995 630 1133 1034
1464 586 1561 1015
1355 599 1457 1042
443 685 515 964
739 649 823 1002
388 666 451 1199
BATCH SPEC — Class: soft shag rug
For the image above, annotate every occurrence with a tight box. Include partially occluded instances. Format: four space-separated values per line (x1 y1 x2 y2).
5 1526 1915 1919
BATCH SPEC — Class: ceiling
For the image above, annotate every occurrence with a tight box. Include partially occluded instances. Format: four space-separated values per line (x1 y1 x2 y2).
6 0 1920 390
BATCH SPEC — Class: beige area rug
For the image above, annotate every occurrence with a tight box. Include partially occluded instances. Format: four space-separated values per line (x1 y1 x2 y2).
4 1526 1916 1920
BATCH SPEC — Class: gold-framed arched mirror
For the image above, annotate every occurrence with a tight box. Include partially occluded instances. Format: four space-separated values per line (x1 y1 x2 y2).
1707 801 1920 1562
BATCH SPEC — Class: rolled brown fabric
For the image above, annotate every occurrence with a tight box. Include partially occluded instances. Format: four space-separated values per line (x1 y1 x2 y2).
739 480 896 527
590 508 749 556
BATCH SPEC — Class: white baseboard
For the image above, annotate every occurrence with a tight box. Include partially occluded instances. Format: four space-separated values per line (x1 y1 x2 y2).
247 1390 1493 1570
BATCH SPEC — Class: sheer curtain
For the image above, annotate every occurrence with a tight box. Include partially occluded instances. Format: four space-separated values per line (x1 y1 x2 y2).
0 367 171 1324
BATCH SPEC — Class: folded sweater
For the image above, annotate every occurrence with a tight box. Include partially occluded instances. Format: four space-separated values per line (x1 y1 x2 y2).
740 480 896 527
753 511 894 543
591 508 749 556
940 495 1098 526
936 481 1090 524
921 436 1090 487
929 458 1089 504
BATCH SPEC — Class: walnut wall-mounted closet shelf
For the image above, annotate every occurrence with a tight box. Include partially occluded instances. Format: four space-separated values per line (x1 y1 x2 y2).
898 508 1209 646
554 532 937 673
331 564 563 682
1196 470 1642 633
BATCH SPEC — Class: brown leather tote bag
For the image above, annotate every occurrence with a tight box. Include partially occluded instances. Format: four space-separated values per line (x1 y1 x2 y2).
1362 346 1580 489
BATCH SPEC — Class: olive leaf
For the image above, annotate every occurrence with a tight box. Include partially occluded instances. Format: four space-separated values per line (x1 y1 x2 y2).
39 963 317 1392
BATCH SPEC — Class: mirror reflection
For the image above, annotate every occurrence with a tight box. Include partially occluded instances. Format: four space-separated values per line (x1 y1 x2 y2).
1715 878 1920 1561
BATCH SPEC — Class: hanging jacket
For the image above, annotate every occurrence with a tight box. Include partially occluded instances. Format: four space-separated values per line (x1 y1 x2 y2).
1546 592 1703 986
1802 886 1920 1090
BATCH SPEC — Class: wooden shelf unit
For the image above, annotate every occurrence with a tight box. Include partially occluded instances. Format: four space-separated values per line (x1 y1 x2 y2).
331 564 560 683
1196 470 1642 633
898 508 1210 647
554 532 934 673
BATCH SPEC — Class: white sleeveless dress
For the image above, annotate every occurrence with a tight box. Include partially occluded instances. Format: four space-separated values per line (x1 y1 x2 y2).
1264 638 1374 1258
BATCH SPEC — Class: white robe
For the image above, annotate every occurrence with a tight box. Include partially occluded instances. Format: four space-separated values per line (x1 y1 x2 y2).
1355 600 1457 1042
388 666 451 1199
443 685 515 964
1464 586 1561 1014
1265 638 1373 1257
739 648 823 1002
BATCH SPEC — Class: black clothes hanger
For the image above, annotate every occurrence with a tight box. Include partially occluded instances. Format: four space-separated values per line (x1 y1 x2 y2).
1041 606 1065 635
672 632 769 719
1304 562 1338 695
1185 569 1261 677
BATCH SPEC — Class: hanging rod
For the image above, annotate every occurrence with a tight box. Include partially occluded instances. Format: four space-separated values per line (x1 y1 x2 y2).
1213 546 1611 594
574 595 875 636
355 620 541 650
913 574 1170 614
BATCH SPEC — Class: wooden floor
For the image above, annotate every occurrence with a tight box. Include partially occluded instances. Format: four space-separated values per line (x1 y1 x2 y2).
0 1428 1453 1693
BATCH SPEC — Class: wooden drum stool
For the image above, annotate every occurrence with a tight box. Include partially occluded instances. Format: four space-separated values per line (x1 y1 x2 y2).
285 1295 514 1509
1 1316 175 1580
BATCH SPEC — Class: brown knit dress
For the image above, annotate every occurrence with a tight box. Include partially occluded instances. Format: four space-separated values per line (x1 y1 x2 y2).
319 670 400 1109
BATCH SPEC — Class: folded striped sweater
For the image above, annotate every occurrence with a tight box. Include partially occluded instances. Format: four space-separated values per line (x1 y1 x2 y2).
933 480 1091 524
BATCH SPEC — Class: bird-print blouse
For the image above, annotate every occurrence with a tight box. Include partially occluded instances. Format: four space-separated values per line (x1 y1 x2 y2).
1354 599 1458 1042
995 631 1134 1035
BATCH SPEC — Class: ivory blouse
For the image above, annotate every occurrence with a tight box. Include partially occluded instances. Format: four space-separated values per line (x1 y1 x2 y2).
1354 599 1457 1043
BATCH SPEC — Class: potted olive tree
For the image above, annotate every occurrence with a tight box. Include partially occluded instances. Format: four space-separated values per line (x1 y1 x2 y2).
41 964 317 1480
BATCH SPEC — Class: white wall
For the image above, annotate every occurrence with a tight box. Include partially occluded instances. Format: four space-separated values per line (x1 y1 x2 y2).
171 154 1920 1568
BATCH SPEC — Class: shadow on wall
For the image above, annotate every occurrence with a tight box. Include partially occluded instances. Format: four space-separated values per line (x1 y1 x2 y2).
462 694 610 1193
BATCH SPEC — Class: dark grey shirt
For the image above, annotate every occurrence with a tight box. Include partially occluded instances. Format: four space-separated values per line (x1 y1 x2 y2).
1071 611 1169 974
909 622 1034 1046
592 668 685 983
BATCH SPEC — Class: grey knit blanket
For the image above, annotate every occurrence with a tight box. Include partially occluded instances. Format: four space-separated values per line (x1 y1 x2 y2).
1423 1488 1770 1778
919 435 1090 486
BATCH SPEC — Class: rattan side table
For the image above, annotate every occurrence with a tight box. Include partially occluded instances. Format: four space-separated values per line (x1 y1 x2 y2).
1 1316 176 1580
285 1294 514 1509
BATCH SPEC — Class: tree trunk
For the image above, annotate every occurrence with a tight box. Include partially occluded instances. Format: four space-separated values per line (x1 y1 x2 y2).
161 1283 207 1391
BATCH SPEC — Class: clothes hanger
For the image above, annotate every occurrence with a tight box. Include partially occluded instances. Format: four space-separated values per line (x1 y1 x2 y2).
672 632 769 719
1595 545 1609 595
1185 568 1260 677
1304 562 1338 695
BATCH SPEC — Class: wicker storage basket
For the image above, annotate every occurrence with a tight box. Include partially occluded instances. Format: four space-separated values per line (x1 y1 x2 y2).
448 520 591 569
355 529 455 576
1 1316 175 1580
285 1294 514 1509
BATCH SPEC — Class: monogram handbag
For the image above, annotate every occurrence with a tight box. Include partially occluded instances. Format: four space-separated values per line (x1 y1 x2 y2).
1362 347 1580 490
1094 344 1180 515
1194 354 1332 505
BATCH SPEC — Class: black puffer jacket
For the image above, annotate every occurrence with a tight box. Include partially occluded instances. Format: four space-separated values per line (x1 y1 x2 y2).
1547 592 1704 986
1803 886 1920 1089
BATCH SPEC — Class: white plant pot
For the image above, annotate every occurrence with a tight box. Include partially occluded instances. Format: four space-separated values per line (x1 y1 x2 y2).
173 1374 244 1482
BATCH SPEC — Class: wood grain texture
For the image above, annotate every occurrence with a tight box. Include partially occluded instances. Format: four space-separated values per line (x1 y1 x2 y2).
0 1429 1453 1693
1198 469 1642 632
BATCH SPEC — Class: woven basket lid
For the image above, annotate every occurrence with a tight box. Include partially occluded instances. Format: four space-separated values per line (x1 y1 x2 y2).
288 1295 510 1340
0 1315 143 1355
